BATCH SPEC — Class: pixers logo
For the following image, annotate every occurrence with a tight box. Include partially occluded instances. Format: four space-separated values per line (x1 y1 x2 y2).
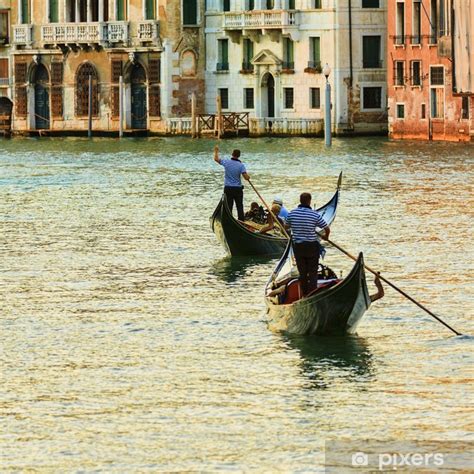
378 452 444 470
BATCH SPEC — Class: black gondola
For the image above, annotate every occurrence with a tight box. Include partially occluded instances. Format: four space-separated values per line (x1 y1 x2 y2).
210 173 342 257
264 242 371 336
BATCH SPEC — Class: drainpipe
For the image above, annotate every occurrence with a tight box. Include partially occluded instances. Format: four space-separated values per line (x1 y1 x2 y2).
451 0 456 93
349 0 353 88
348 0 354 130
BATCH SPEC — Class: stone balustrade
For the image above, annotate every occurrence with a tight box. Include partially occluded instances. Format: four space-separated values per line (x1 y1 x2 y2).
107 22 129 43
137 20 160 43
13 25 33 45
166 118 193 135
249 118 323 135
223 11 298 29
41 22 108 44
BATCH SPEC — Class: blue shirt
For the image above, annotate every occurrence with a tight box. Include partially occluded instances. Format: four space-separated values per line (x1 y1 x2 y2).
279 206 289 222
219 158 247 187
286 205 328 243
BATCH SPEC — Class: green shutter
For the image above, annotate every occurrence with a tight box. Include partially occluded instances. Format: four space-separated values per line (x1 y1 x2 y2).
146 0 155 19
50 0 58 22
21 0 29 23
311 37 321 63
117 0 125 21
363 36 380 67
285 39 294 63
183 0 197 25
222 40 228 64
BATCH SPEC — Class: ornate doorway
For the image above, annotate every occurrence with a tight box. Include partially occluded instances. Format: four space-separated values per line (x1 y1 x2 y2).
33 64 50 130
130 63 147 129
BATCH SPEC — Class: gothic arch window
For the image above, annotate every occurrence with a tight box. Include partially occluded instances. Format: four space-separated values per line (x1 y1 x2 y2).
75 62 99 116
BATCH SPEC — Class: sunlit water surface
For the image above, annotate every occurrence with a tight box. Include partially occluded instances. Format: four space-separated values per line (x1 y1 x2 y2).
1 137 473 471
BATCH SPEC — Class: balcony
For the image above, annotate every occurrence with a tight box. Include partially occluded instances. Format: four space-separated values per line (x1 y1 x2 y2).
41 23 107 45
13 24 33 45
107 22 129 43
305 60 322 73
216 62 229 72
240 62 254 73
137 20 160 45
223 10 298 30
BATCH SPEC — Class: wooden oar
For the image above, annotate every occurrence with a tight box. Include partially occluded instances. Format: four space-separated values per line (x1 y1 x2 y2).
247 179 290 239
324 236 462 336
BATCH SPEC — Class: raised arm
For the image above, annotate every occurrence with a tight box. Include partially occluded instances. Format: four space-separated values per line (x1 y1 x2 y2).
214 144 221 164
370 273 385 303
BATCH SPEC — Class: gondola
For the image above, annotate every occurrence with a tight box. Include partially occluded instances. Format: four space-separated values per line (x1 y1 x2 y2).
264 242 371 336
210 173 342 257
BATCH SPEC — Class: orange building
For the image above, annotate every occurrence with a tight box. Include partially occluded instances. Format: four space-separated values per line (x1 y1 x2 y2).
387 0 473 142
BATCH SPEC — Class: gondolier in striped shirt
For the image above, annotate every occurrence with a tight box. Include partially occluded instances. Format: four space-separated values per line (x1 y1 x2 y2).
214 145 250 221
286 192 330 297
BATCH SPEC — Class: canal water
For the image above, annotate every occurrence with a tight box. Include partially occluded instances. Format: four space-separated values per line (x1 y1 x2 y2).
1 137 473 471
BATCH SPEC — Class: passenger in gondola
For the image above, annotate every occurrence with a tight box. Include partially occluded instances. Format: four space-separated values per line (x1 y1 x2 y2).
286 192 330 297
213 144 250 221
244 202 266 224
259 203 284 234
272 197 289 223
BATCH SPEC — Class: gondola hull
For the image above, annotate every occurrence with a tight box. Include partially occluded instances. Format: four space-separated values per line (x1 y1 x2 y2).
265 253 371 336
210 174 341 257
211 196 287 256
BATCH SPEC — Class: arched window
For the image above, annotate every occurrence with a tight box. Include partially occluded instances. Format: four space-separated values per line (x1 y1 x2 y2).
75 62 99 116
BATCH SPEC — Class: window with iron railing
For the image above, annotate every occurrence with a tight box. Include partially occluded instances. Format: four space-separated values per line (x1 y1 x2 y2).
284 88 294 108
411 61 421 86
394 61 405 86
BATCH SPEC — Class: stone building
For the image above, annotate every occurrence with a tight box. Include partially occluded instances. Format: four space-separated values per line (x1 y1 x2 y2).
204 0 388 136
8 0 205 134
387 0 473 141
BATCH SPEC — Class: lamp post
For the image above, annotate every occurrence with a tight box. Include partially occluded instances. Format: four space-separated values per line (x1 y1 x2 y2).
323 63 332 146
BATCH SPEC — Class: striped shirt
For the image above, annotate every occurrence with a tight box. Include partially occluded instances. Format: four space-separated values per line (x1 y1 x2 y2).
219 158 247 187
286 205 328 243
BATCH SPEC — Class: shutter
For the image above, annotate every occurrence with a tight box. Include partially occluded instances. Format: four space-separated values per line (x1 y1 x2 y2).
222 40 228 64
51 86 63 118
111 59 122 83
15 62 27 83
0 58 8 79
149 85 160 116
50 0 59 22
146 0 155 19
183 0 197 25
312 37 320 63
21 0 29 23
149 59 160 83
51 62 63 85
117 0 125 20
16 86 27 116
111 86 120 118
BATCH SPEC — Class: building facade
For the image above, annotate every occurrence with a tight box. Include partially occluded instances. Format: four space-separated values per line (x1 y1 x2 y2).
387 0 473 141
7 0 205 134
205 0 388 135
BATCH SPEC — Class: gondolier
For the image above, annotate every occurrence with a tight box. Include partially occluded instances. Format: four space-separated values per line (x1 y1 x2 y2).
214 145 250 221
286 192 330 296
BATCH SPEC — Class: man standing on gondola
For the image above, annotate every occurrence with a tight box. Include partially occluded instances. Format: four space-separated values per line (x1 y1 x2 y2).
286 192 330 297
214 145 250 221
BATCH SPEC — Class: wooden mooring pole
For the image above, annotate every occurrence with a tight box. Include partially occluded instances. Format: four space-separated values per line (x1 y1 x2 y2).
216 94 223 139
88 75 92 138
191 92 197 138
119 75 123 138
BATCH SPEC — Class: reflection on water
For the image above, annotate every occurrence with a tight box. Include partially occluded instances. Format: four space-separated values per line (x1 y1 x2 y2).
283 334 374 390
210 255 276 283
